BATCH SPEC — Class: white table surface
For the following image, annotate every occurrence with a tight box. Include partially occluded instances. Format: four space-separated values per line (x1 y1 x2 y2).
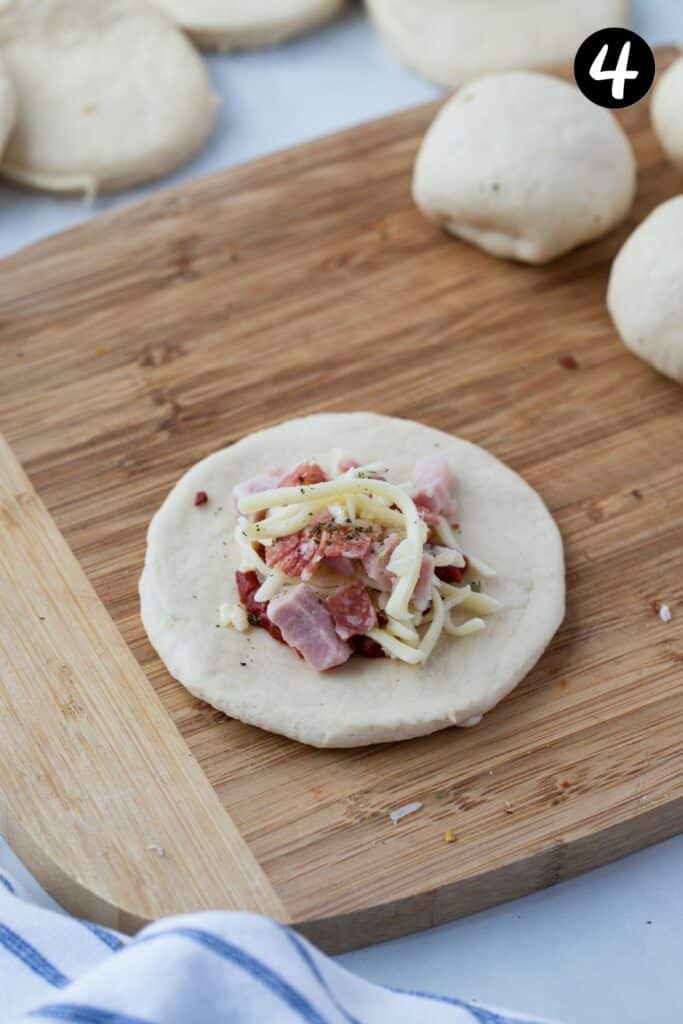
2 4 682 1023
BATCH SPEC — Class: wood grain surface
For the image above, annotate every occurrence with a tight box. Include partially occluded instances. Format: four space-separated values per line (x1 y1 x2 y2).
0 49 681 951
0 435 287 930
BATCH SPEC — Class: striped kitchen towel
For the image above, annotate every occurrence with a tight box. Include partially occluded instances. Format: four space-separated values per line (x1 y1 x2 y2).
0 866 557 1024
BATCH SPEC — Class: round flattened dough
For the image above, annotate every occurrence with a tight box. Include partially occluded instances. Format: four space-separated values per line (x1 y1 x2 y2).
140 412 565 748
151 0 345 51
607 196 683 384
366 0 629 87
652 54 683 172
0 53 15 157
0 0 217 194
413 71 636 265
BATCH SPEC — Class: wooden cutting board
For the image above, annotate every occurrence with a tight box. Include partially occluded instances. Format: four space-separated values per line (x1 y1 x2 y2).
1 49 682 953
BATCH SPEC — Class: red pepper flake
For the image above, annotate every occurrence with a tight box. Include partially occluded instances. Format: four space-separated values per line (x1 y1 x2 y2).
558 355 579 370
194 490 209 506
561 780 572 790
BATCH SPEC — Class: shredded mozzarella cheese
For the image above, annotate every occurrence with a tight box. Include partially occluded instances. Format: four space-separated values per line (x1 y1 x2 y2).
219 603 249 632
254 570 287 603
231 455 501 667
439 582 473 609
465 551 497 578
389 801 422 824
327 503 346 524
235 521 269 573
366 628 426 663
434 517 461 548
432 545 467 569
354 495 404 530
460 591 501 616
418 586 446 660
445 617 486 638
386 617 420 644
247 500 327 541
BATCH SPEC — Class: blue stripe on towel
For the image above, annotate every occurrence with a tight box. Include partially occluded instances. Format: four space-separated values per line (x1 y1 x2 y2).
282 927 361 1024
79 921 124 953
0 873 15 893
137 926 331 1024
28 1005 151 1024
394 987 540 1024
0 922 69 988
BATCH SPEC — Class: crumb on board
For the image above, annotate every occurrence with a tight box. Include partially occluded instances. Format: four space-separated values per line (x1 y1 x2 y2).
389 801 422 825
558 355 579 370
504 801 514 815
146 844 165 857
444 830 457 844
658 603 673 624
552 779 573 805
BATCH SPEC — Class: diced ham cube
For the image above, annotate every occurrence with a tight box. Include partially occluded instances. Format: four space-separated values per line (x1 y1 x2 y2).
338 457 360 473
327 582 378 641
411 553 435 612
268 584 352 671
362 533 401 592
414 496 441 528
279 462 328 487
412 456 452 516
233 474 281 522
321 556 357 577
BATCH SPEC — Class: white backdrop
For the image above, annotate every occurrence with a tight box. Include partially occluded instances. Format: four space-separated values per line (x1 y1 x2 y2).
1 1 681 258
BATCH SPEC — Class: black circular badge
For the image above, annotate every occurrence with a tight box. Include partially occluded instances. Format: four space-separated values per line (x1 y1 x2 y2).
574 28 655 109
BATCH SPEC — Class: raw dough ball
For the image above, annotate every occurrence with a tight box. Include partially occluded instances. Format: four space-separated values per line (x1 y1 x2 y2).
151 0 345 51
366 0 629 87
0 53 15 157
0 0 218 194
607 196 683 384
651 54 683 172
413 71 636 265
